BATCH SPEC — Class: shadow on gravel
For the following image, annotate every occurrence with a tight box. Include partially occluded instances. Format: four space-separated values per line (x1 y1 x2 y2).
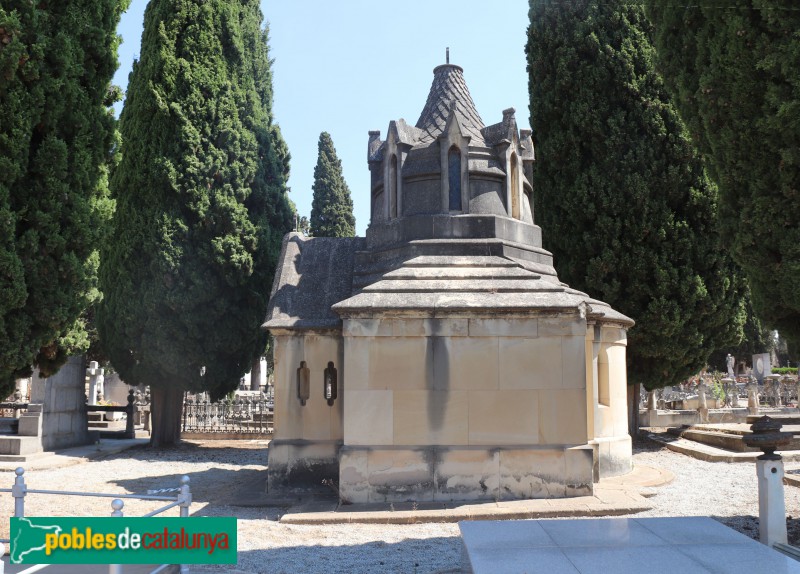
227 538 461 574
633 430 677 452
713 514 760 542
110 466 266 505
713 513 800 547
105 440 269 465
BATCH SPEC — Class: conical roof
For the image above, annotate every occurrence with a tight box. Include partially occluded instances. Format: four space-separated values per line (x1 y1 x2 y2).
415 64 485 145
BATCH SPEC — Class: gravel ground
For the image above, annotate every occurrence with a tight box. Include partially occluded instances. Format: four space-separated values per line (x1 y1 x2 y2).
2 436 799 574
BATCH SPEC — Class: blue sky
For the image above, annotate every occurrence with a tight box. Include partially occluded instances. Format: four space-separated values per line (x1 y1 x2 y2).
114 1 531 236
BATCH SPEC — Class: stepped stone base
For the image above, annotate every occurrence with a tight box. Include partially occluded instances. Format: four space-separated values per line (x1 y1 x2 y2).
747 414 800 425
0 435 42 456
338 444 594 504
668 423 800 453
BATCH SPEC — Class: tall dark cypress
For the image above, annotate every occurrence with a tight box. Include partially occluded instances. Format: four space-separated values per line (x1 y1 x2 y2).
0 1 128 395
647 3 800 351
310 132 355 237
98 0 292 446
526 0 744 390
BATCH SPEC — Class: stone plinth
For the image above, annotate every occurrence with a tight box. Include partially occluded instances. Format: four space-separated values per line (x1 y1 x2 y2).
339 444 593 503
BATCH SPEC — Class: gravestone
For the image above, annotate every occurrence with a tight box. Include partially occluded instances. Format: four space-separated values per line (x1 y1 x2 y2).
102 372 130 405
753 353 771 384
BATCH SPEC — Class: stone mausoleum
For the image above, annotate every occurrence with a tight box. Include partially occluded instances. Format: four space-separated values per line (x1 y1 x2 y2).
264 61 634 503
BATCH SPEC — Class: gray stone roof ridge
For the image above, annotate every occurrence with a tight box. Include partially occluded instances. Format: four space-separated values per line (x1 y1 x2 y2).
263 233 366 331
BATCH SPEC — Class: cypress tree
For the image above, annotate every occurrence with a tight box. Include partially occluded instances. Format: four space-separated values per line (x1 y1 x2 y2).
310 132 355 237
526 0 744 391
647 3 800 350
0 1 127 396
98 0 292 446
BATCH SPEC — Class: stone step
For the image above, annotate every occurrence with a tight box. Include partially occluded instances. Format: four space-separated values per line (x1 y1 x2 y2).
0 435 42 456
352 240 554 278
0 450 51 463
666 427 758 452
399 255 521 268
89 418 128 431
647 429 800 463
361 278 557 293
748 414 800 425
88 421 112 428
667 425 800 452
383 265 533 279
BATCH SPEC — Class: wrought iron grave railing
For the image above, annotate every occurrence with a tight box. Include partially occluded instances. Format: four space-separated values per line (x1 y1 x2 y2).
181 394 273 435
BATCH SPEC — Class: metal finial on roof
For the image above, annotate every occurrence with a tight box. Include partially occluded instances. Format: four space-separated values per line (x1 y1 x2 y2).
446 47 449 65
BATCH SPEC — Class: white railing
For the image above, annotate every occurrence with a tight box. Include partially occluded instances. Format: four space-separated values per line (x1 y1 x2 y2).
0 467 192 574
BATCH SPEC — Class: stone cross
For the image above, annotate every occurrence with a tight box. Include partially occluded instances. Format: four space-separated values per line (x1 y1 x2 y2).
86 361 104 406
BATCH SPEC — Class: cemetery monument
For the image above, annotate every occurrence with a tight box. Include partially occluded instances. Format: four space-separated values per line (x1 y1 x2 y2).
264 60 634 503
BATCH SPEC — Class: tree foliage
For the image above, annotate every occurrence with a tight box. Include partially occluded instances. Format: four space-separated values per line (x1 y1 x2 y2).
646 2 800 350
0 1 127 396
526 0 744 390
98 0 292 444
310 132 355 237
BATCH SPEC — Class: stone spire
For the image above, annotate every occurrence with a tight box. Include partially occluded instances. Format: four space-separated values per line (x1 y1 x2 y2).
415 63 485 145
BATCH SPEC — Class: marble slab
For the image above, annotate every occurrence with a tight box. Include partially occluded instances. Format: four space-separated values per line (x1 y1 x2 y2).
460 516 800 574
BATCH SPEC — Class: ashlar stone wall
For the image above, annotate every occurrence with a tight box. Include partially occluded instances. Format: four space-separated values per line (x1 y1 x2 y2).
267 333 344 493
336 315 628 503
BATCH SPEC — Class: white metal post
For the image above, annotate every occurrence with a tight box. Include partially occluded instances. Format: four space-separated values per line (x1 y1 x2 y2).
109 499 124 574
179 476 191 518
12 467 26 517
110 499 124 517
179 476 191 573
756 458 788 546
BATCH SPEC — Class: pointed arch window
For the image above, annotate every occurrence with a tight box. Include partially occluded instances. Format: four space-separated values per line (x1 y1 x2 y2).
389 155 398 218
448 146 462 211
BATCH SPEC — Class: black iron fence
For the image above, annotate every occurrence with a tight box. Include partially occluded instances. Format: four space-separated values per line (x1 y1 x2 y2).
181 394 274 435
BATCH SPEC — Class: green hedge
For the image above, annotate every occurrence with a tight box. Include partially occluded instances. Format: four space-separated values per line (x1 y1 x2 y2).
772 367 798 375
